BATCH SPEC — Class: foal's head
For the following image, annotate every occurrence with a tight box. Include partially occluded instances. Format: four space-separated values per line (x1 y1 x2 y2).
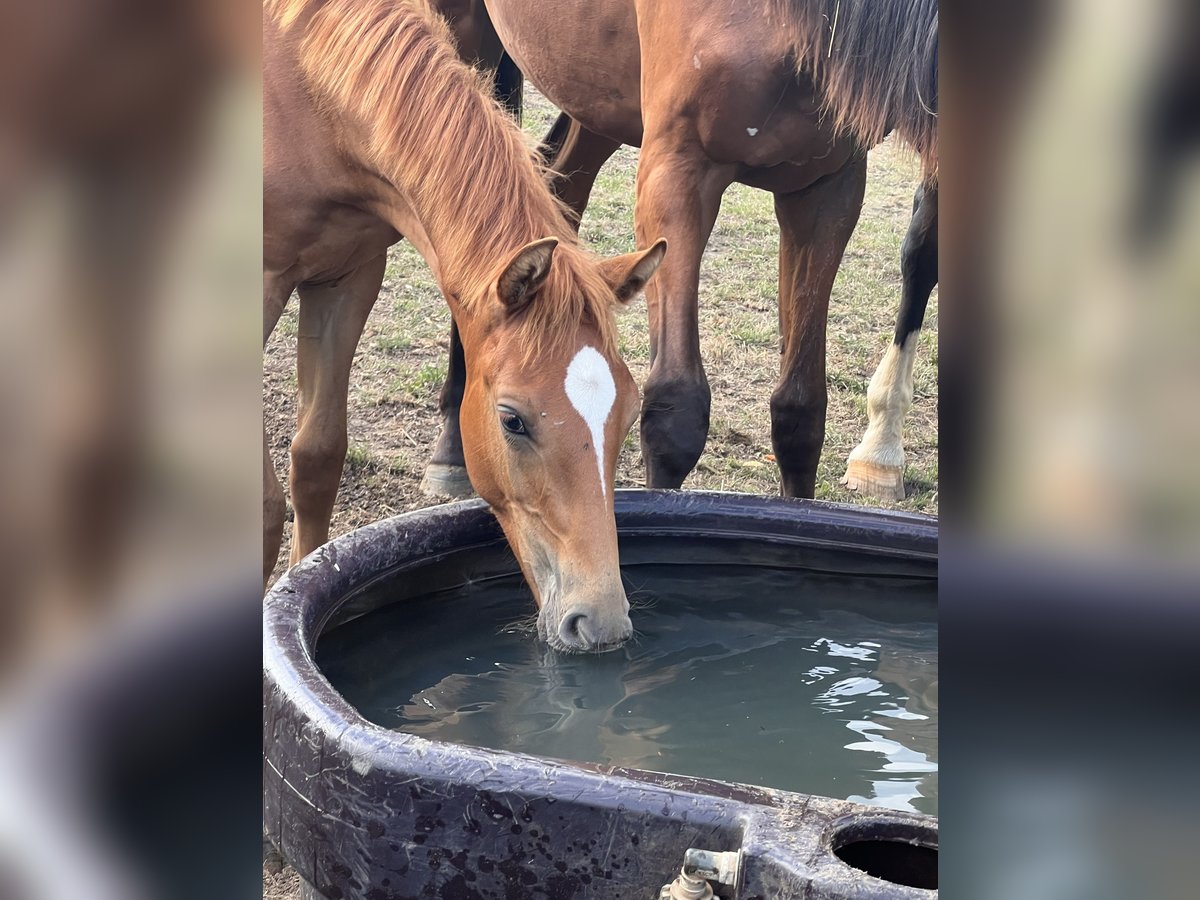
451 237 666 653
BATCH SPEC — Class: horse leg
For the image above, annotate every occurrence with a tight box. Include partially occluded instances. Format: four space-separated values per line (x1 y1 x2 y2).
843 182 938 501
263 277 291 587
263 431 286 587
540 113 622 226
635 141 734 487
288 255 385 566
772 157 868 498
420 315 474 498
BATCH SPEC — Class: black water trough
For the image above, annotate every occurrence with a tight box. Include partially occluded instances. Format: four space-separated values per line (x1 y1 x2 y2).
263 491 938 899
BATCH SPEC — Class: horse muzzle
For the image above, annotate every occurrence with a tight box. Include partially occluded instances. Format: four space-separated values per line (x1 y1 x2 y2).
555 603 633 653
537 586 632 654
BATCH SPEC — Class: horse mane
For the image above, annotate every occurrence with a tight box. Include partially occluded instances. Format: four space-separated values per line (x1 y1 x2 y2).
772 0 938 177
265 0 618 359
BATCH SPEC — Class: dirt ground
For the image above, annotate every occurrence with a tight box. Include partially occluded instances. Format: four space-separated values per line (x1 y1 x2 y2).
263 859 302 900
262 88 937 895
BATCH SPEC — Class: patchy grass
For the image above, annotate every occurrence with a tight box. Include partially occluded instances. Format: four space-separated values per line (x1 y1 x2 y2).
263 87 938 577
344 443 373 473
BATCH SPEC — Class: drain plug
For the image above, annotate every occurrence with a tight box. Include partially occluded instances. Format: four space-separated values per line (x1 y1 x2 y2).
658 848 742 899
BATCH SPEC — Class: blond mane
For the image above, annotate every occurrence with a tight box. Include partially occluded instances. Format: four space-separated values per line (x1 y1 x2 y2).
266 0 619 358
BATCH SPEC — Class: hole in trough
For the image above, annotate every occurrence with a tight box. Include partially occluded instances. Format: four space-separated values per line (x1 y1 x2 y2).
831 818 937 890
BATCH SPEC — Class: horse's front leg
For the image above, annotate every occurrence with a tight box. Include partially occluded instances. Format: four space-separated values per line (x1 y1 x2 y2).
635 137 734 488
772 157 867 498
288 255 385 566
843 182 938 501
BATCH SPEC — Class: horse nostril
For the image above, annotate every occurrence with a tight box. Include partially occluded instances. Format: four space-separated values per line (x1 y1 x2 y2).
558 610 589 646
557 608 632 651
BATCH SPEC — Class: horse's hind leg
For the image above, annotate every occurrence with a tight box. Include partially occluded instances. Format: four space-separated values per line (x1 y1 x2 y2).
288 255 385 566
636 142 734 487
772 157 868 498
843 182 938 501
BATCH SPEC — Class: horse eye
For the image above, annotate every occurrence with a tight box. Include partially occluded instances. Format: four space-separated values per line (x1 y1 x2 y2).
500 412 527 436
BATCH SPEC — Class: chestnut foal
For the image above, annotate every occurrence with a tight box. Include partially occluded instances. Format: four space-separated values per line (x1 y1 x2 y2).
264 0 665 651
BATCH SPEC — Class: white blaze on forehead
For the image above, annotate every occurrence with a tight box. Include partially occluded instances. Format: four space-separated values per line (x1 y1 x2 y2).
564 346 617 497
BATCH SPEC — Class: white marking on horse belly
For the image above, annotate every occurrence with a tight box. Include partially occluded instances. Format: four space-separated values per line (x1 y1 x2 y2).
747 127 759 137
693 54 701 69
564 346 617 497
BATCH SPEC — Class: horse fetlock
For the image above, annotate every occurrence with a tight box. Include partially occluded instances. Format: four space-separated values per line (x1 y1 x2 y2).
641 374 710 486
419 462 474 499
769 391 826 450
430 409 467 467
641 408 708 488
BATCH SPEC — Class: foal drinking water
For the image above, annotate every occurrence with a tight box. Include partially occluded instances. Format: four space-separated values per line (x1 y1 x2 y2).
263 0 666 651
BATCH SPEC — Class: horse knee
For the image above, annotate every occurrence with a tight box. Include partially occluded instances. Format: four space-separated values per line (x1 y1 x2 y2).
640 371 711 488
288 430 348 505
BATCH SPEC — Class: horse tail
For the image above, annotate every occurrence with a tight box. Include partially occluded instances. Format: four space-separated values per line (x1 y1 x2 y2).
492 52 523 121
772 0 938 174
537 112 573 168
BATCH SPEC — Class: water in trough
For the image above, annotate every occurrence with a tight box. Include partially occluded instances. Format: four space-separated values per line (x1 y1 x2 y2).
317 558 937 816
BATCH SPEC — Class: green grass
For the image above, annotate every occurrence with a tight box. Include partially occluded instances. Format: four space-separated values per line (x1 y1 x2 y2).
344 443 373 473
374 332 413 353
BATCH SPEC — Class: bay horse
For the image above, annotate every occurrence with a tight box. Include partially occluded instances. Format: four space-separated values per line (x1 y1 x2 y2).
425 0 938 501
263 0 667 652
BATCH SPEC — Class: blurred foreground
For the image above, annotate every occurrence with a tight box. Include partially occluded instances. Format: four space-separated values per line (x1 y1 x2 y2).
0 1 261 897
0 0 1196 897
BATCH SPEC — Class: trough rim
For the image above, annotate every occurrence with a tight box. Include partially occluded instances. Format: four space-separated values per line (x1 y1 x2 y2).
263 490 938 899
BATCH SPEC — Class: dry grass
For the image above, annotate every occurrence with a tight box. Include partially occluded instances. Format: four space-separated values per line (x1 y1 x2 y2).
263 88 938 579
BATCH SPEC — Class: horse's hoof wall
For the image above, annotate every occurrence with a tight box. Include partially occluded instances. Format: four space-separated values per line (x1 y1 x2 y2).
420 463 474 499
842 459 906 502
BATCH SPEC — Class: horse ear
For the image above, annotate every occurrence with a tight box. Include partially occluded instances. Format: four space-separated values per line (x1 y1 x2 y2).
496 237 558 315
600 238 667 304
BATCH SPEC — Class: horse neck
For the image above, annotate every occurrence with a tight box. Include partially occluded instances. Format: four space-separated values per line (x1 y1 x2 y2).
276 0 572 301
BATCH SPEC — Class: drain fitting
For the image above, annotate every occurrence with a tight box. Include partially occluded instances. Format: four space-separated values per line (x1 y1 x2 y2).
658 848 742 899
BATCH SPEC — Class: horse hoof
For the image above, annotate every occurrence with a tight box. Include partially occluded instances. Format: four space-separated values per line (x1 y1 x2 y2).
420 463 474 499
841 459 906 502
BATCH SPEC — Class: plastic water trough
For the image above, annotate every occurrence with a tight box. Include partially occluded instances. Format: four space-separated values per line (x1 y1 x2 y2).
263 490 938 899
